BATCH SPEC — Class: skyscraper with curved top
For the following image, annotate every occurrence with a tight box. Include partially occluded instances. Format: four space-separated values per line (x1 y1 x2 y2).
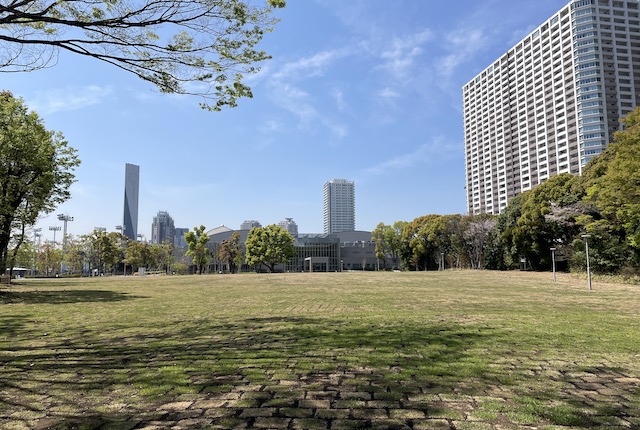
323 179 355 234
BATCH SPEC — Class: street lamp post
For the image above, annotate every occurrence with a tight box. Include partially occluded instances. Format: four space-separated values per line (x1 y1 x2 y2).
49 226 61 247
581 234 592 291
32 228 42 276
57 214 74 249
550 247 556 283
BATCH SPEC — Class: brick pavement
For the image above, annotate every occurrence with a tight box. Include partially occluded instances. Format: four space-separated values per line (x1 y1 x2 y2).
2 361 639 429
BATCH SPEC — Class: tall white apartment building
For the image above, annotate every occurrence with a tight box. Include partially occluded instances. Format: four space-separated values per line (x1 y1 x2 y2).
323 179 355 234
463 0 640 214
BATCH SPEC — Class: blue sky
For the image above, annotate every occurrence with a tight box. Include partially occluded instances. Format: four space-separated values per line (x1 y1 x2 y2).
5 0 569 240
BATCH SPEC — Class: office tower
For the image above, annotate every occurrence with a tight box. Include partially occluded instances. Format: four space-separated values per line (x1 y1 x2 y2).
151 211 175 245
122 163 140 240
240 220 261 230
323 179 355 234
278 218 299 236
463 0 640 215
174 227 189 249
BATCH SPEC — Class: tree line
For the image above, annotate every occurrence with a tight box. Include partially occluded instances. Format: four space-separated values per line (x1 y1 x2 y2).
373 107 640 277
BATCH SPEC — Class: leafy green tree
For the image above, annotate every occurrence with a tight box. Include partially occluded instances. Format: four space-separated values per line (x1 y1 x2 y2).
185 225 210 274
64 239 86 275
371 223 392 269
372 222 405 270
584 107 640 253
0 91 80 274
0 0 286 110
491 193 526 270
401 215 443 271
245 225 295 272
218 232 243 273
124 240 150 272
149 242 174 273
37 242 63 276
81 230 125 274
7 238 34 269
512 174 583 270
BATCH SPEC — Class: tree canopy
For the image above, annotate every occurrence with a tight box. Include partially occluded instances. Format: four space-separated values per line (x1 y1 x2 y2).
185 225 209 274
0 0 286 110
217 231 243 273
245 224 294 272
0 91 79 272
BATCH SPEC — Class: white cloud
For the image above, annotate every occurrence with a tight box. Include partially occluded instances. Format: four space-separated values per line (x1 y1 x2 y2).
437 29 489 80
332 88 346 112
273 49 348 81
30 85 114 114
364 137 459 176
258 119 283 134
378 87 400 100
379 30 433 80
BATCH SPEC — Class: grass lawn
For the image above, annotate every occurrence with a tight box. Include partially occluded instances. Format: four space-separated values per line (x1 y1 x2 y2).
1 270 639 430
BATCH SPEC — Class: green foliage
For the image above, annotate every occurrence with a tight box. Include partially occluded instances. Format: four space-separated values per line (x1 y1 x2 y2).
0 1 286 110
512 174 584 270
84 230 126 274
64 239 85 275
0 91 80 272
400 215 463 270
151 242 175 273
372 221 407 270
36 242 63 276
185 225 210 274
571 107 640 273
124 240 150 271
244 224 295 272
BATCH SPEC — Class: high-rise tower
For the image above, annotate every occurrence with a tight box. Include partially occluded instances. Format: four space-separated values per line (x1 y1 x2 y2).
151 211 175 245
278 218 299 236
123 163 140 240
463 0 640 215
323 179 355 234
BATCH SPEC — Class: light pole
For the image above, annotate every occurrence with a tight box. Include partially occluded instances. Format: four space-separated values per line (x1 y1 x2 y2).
550 247 556 283
32 228 42 276
581 234 592 291
57 214 74 249
116 225 126 276
49 226 61 247
440 253 445 271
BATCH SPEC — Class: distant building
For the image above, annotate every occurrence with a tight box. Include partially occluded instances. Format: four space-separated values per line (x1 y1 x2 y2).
323 179 355 234
122 163 139 240
151 211 175 245
174 227 189 249
205 228 377 273
240 220 261 230
278 218 298 237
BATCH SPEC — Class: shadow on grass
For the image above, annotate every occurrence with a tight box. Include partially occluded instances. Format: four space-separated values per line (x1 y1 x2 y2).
1 316 638 429
0 289 143 305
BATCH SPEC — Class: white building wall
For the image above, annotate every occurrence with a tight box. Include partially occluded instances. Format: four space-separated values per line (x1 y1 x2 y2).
464 0 640 214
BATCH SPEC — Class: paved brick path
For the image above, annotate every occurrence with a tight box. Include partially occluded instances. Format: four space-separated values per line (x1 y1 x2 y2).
4 363 638 430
